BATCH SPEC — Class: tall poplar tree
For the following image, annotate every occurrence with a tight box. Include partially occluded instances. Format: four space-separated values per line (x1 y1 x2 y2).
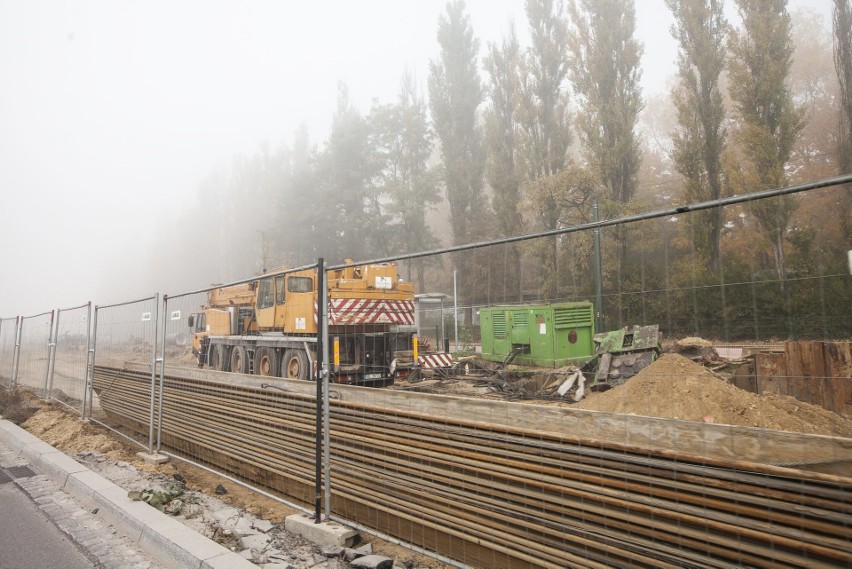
428 0 485 248
517 0 572 297
370 73 440 290
667 0 727 271
834 0 852 242
316 85 381 263
484 26 524 299
836 0 852 174
567 0 643 204
428 0 486 312
728 0 804 295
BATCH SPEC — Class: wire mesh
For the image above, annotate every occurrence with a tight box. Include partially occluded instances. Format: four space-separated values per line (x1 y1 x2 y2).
89 296 159 451
0 179 849 568
47 303 91 413
150 266 322 512
13 311 53 393
0 317 19 387
319 183 851 567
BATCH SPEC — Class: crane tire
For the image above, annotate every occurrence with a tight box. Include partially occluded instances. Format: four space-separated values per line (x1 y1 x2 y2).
255 347 278 377
230 345 248 374
281 349 309 380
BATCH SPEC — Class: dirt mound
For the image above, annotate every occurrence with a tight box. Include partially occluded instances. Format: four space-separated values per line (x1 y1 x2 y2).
574 353 852 437
24 408 125 453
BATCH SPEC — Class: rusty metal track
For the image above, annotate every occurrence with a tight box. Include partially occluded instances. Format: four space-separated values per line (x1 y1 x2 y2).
92 365 852 569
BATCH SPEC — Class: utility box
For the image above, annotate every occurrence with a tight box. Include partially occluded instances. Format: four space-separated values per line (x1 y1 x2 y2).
479 302 595 368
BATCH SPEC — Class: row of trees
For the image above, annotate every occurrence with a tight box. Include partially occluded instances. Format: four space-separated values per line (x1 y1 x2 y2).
141 0 851 339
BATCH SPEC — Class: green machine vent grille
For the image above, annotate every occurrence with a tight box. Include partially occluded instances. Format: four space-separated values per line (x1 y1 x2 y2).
554 305 593 329
493 312 507 339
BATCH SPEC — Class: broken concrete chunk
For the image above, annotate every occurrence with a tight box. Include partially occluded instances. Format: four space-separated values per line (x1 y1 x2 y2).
344 543 373 561
253 518 274 533
240 532 271 551
350 555 395 569
237 549 254 560
322 545 345 558
557 371 579 396
233 516 258 536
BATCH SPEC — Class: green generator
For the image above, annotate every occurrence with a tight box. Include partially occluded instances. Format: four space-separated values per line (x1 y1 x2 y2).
479 302 596 368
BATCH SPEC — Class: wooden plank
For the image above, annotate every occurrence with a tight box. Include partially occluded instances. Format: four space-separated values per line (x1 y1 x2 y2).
731 361 757 393
824 342 852 417
755 352 788 396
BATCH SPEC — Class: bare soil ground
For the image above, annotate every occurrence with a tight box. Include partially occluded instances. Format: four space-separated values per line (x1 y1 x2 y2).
573 353 852 436
391 352 852 437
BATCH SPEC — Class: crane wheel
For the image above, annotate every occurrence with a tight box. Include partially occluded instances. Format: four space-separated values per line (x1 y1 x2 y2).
230 346 248 374
210 344 228 372
255 347 278 377
281 349 309 380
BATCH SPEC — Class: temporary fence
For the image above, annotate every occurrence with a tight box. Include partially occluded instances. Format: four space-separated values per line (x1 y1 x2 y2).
2 175 851 568
46 302 92 414
148 264 322 513
0 317 19 387
87 296 160 452
12 311 54 393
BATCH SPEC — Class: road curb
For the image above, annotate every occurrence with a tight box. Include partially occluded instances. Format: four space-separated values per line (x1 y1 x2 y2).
0 419 255 569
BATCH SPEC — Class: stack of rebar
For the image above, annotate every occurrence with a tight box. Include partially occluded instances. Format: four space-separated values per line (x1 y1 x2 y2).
93 364 852 569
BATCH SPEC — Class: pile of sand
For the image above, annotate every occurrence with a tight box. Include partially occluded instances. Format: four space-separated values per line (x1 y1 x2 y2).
574 353 852 437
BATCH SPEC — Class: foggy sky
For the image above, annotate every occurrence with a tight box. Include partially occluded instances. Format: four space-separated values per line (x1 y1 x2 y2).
0 0 831 317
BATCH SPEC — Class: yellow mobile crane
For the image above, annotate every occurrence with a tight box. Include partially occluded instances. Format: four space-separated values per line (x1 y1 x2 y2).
189 262 415 387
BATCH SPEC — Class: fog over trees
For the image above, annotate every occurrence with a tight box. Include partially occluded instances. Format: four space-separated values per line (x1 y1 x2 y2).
126 0 848 336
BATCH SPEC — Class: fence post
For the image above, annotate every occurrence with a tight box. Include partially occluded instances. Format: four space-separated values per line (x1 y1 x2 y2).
314 258 325 523
42 310 56 399
593 199 604 333
12 316 22 387
47 308 61 399
147 293 160 455
82 302 93 419
321 265 331 520
156 295 168 452
453 269 459 352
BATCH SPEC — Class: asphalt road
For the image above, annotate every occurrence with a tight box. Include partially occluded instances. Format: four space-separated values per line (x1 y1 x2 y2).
0 477 94 569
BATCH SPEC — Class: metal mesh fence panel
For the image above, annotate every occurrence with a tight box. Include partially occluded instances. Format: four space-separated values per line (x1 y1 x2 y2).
89 296 159 451
0 317 19 387
145 265 321 512
13 311 53 393
0 178 847 567
47 303 91 413
319 183 851 567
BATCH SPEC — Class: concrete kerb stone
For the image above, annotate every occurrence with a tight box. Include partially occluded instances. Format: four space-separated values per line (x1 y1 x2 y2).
90 485 163 542
140 517 252 569
64 469 120 510
35 450 90 487
0 420 40 452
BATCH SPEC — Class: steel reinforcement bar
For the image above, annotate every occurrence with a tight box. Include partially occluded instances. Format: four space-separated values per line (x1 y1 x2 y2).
92 365 852 569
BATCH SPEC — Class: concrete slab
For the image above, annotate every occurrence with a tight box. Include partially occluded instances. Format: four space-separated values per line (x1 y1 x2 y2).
284 513 359 547
136 451 170 465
